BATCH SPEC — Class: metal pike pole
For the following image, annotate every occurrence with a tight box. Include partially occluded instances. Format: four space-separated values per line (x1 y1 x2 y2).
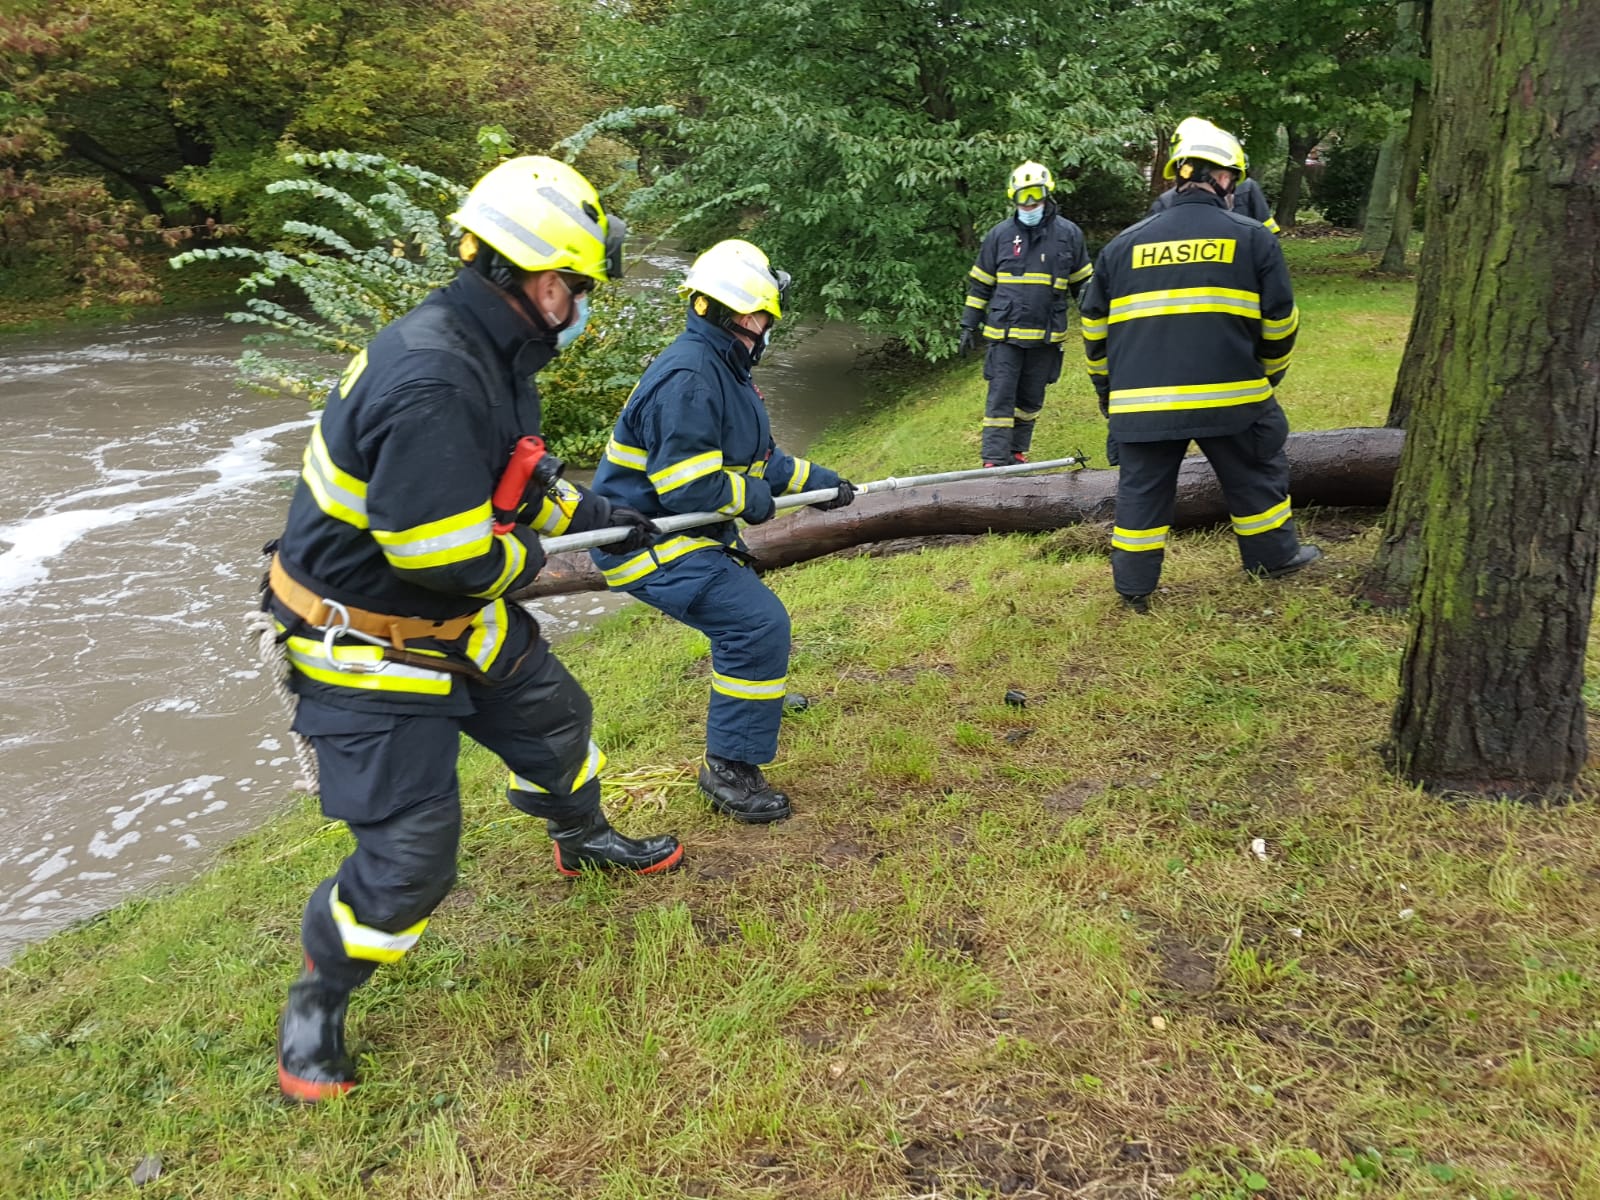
540 453 1089 556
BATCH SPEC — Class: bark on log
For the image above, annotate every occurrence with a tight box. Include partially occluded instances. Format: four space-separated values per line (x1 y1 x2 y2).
517 427 1405 597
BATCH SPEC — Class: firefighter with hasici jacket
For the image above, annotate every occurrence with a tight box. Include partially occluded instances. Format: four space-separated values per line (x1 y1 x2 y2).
264 157 683 1104
1078 121 1322 611
589 240 855 824
1148 117 1282 234
960 161 1092 467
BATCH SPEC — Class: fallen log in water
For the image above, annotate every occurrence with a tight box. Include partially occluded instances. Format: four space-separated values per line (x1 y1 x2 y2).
517 427 1404 597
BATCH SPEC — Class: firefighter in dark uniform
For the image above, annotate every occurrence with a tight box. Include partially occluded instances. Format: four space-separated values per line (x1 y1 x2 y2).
959 161 1093 466
1148 117 1282 234
589 240 855 824
1079 121 1321 610
265 156 682 1103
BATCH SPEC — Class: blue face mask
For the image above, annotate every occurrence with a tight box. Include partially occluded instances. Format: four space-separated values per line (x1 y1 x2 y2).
556 294 590 351
1016 205 1044 227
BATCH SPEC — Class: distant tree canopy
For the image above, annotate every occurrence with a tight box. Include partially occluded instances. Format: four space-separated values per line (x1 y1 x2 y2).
6 0 1423 346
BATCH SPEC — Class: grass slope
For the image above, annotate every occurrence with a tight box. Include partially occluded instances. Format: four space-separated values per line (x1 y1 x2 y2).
5 238 1598 1200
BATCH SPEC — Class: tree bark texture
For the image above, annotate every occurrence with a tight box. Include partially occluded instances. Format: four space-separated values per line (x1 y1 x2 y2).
518 429 1404 597
1275 129 1321 231
1378 69 1433 273
1360 126 1405 254
1383 0 1600 796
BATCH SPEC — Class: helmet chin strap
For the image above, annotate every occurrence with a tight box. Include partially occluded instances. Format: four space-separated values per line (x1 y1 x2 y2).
468 248 567 339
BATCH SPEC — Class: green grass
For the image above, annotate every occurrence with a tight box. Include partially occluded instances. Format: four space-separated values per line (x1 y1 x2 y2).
6 236 1597 1199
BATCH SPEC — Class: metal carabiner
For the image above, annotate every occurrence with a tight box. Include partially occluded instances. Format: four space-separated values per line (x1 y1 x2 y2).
319 598 387 674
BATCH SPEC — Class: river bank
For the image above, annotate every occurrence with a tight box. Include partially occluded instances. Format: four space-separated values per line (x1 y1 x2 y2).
10 240 1592 1199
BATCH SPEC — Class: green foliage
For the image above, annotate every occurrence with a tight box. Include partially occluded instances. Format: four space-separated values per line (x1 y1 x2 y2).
1312 140 1381 228
586 0 1157 358
171 149 677 463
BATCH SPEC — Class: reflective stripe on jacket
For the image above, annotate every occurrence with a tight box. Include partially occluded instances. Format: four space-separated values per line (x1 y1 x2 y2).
588 314 840 589
962 206 1092 346
1079 190 1299 443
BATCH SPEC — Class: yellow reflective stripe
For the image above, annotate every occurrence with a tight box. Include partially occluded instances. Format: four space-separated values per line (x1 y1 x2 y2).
1112 525 1170 551
599 535 723 587
331 885 427 963
1049 329 1069 344
749 458 768 479
1080 316 1108 340
1108 379 1272 413
980 325 1005 339
1085 356 1109 376
464 599 508 669
1007 327 1047 340
968 266 996 285
1232 498 1292 536
649 449 723 494
529 479 583 535
605 439 649 470
717 471 746 515
1264 217 1283 235
786 458 812 494
509 740 607 796
711 670 787 700
301 420 369 529
1108 287 1261 323
572 740 606 789
996 272 1054 285
982 416 1014 428
1262 307 1300 339
373 502 494 569
1015 407 1041 422
1068 262 1093 284
283 634 454 695
1260 348 1294 373
467 532 526 598
964 296 988 309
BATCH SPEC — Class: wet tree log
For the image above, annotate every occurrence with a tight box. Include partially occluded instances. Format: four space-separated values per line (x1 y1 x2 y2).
518 427 1404 597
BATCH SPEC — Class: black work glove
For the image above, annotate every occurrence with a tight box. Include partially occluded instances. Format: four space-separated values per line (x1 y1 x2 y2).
958 328 978 359
742 476 776 524
609 505 660 555
811 478 855 512
523 531 548 580
1097 392 1110 418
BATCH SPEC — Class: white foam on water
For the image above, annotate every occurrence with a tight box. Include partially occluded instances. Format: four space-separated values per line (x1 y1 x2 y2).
0 417 309 594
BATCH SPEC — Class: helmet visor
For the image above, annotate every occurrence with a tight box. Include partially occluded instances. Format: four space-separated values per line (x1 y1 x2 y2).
1014 185 1047 205
604 213 628 281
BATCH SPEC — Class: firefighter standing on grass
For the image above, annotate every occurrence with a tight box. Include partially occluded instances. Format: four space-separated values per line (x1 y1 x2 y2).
1078 121 1321 611
588 239 855 824
1149 117 1283 234
960 161 1092 467
265 156 682 1103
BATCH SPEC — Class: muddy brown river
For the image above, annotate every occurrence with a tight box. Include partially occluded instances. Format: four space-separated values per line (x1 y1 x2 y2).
0 263 871 957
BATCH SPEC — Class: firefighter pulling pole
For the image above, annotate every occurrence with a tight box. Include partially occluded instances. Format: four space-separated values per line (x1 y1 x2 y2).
541 453 1090 556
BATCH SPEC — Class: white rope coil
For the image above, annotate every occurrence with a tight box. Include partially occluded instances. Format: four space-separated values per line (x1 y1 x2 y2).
244 609 319 794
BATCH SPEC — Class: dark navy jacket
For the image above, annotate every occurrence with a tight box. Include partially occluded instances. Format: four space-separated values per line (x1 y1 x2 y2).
1150 177 1281 234
961 202 1092 347
1080 190 1299 443
271 269 611 713
588 314 839 589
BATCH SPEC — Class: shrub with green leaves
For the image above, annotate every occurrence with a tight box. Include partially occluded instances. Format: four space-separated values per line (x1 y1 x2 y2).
170 149 675 465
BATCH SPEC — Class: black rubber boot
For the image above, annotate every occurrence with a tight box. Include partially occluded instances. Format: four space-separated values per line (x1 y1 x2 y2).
277 965 357 1103
1119 592 1151 614
699 755 792 824
782 692 810 716
548 812 683 877
1259 544 1324 578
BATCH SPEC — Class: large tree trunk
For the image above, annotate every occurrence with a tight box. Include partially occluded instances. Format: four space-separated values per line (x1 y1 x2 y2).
1274 129 1320 231
1360 128 1405 253
519 428 1404 597
1382 0 1600 797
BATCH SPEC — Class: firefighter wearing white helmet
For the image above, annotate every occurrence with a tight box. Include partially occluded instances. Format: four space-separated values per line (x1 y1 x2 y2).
267 155 680 1104
590 239 856 824
1149 117 1281 234
1079 122 1320 611
960 160 1092 466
